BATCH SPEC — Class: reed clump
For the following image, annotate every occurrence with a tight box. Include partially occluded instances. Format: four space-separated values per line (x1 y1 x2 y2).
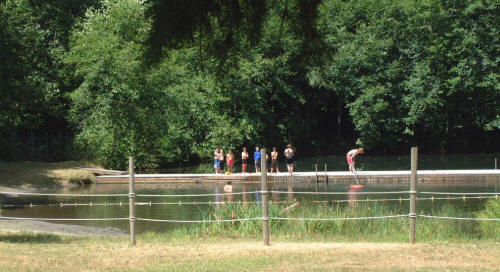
173 200 500 242
475 200 500 239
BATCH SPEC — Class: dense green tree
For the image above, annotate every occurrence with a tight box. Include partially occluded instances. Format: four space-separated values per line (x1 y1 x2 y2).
2 0 498 167
311 0 499 152
66 0 256 168
0 0 98 160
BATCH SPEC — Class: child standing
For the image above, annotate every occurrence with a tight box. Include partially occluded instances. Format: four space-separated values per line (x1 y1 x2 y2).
241 147 249 174
219 149 225 172
284 144 294 175
214 148 220 174
254 146 261 173
226 150 234 173
271 147 280 173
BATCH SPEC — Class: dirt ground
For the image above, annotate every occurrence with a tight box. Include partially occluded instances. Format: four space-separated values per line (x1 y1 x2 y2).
0 219 125 236
0 232 498 272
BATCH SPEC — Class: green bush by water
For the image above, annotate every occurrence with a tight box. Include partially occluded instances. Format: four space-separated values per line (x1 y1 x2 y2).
475 200 500 239
167 200 500 242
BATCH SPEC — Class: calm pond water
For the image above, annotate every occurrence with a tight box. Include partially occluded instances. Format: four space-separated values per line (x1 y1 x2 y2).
1 153 499 234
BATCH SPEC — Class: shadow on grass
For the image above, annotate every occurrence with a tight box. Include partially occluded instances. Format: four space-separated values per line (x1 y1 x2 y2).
0 231 71 244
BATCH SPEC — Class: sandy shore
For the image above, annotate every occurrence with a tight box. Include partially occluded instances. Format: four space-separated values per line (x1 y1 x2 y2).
0 219 126 236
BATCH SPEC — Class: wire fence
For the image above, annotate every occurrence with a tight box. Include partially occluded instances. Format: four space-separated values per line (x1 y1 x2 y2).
0 191 128 197
1 191 498 221
0 216 128 221
269 214 408 221
2 190 497 198
419 215 500 221
2 195 499 208
136 217 262 223
1 153 499 246
269 190 411 195
136 191 261 197
419 191 500 196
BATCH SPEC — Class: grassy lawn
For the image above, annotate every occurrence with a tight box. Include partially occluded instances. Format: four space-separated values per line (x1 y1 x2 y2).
0 161 100 188
0 231 498 272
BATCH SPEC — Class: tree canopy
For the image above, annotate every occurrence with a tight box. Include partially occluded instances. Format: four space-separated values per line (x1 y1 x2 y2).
1 0 498 169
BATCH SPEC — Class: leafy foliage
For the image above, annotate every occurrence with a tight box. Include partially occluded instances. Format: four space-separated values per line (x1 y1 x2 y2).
1 0 499 167
312 0 500 151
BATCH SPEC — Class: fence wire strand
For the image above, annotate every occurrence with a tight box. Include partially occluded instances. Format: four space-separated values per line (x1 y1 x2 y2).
0 191 128 197
419 215 500 221
3 195 499 208
419 192 500 196
136 191 261 197
270 215 408 221
136 217 261 223
2 189 499 225
269 190 410 195
0 216 128 221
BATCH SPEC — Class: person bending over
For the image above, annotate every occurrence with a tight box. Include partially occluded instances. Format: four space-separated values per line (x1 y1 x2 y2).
346 148 364 172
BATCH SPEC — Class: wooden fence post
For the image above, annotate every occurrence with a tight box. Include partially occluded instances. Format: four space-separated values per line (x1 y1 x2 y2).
315 164 319 191
315 164 318 182
129 156 136 246
410 147 418 244
495 158 498 192
324 163 328 184
261 149 270 246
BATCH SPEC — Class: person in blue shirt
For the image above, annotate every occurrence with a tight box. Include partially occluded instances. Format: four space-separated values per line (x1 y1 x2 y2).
254 146 261 173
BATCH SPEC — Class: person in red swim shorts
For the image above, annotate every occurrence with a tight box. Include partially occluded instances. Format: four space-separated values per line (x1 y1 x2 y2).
346 148 364 173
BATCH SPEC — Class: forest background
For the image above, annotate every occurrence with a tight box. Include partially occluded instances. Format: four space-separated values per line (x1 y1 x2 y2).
0 0 498 169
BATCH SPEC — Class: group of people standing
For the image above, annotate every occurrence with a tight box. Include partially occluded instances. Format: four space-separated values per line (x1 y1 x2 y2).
213 145 364 175
214 144 295 175
213 149 234 174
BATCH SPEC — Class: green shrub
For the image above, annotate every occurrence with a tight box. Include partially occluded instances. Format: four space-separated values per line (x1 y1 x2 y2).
475 199 500 239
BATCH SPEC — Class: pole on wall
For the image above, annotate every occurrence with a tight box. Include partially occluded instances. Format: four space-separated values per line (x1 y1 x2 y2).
324 163 328 184
261 149 270 246
410 147 418 244
315 164 319 191
129 156 136 246
495 158 498 193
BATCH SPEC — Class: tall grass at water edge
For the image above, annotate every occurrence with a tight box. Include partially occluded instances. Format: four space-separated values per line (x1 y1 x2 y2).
161 200 500 242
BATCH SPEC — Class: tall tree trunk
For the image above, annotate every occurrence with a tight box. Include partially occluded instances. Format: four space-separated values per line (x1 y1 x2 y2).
337 94 342 138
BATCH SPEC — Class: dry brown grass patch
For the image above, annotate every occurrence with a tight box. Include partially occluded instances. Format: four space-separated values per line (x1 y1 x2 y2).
0 237 498 271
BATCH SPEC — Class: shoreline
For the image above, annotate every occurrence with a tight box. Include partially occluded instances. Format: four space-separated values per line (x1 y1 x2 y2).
0 219 126 236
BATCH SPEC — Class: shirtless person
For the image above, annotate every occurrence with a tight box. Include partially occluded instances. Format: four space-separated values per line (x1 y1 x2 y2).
226 150 234 173
284 144 294 175
241 147 249 174
271 147 280 173
223 181 233 202
223 181 233 193
346 148 364 172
